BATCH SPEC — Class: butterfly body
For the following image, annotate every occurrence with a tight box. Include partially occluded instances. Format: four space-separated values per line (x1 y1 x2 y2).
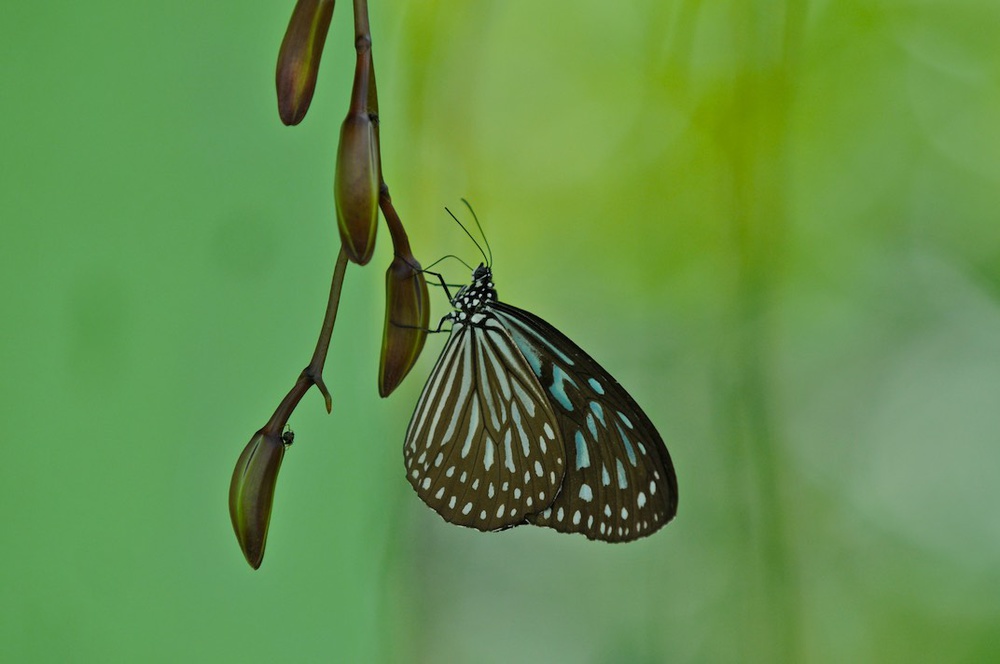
404 264 677 542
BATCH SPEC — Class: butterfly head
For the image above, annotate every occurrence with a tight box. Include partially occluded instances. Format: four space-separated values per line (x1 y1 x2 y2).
451 263 497 317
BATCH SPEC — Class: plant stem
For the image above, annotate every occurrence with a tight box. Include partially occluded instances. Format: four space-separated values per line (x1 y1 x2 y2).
349 0 373 116
351 0 409 261
352 0 371 46
264 246 350 432
380 184 411 256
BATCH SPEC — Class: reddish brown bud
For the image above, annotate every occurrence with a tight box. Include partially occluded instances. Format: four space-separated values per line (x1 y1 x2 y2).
229 429 289 569
379 255 430 397
334 111 380 264
275 0 336 126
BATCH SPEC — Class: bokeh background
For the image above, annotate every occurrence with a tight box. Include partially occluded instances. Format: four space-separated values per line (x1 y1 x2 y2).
3 1 1000 661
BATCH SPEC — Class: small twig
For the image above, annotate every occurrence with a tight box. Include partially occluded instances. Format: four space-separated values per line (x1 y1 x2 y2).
380 184 411 256
352 0 372 50
350 0 373 116
263 246 350 432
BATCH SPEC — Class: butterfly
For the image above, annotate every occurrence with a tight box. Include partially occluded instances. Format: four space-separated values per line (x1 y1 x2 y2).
403 259 678 542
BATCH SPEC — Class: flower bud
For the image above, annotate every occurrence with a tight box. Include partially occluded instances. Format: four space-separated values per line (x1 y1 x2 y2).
378 255 429 397
229 429 287 569
275 0 336 126
334 111 380 265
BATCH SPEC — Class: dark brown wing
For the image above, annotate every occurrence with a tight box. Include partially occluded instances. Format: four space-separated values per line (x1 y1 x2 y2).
491 302 678 542
404 315 567 531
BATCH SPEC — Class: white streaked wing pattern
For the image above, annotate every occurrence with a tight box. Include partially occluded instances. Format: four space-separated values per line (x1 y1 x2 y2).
492 303 678 542
404 315 566 531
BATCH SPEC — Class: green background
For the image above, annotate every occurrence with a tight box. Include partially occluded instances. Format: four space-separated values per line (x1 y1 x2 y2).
4 1 1000 661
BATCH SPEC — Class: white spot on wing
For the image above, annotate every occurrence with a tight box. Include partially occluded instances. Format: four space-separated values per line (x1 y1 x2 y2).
503 429 515 472
460 400 479 459
574 430 590 469
512 381 536 417
483 437 495 470
590 400 606 424
617 460 628 489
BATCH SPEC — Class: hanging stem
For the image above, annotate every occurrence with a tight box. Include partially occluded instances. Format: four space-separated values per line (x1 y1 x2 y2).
263 246 350 432
260 0 372 435
352 0 373 113
351 0 411 261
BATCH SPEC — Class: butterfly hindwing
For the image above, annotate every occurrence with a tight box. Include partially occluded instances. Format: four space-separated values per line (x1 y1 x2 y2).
404 315 567 531
491 303 679 542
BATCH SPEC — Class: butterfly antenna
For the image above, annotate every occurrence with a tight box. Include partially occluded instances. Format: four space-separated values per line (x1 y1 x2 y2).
460 198 492 268
424 254 475 272
445 206 490 267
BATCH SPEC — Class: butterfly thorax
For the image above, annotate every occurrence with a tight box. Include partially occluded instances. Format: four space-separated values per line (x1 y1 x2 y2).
450 264 497 326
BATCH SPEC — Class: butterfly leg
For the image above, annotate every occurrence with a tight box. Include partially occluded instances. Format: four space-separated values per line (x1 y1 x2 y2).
420 268 456 302
391 312 453 334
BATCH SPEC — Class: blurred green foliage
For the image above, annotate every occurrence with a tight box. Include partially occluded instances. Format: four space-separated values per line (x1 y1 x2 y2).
2 1 999 662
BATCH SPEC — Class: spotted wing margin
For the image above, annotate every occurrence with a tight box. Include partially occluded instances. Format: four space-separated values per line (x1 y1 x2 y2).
491 302 678 542
403 316 567 532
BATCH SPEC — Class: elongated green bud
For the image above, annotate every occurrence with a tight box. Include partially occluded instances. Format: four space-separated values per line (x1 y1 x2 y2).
334 110 380 264
379 254 429 397
229 429 289 569
275 0 336 126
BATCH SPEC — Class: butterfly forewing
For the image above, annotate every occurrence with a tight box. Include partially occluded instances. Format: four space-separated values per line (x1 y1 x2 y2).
491 303 678 542
404 315 567 531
